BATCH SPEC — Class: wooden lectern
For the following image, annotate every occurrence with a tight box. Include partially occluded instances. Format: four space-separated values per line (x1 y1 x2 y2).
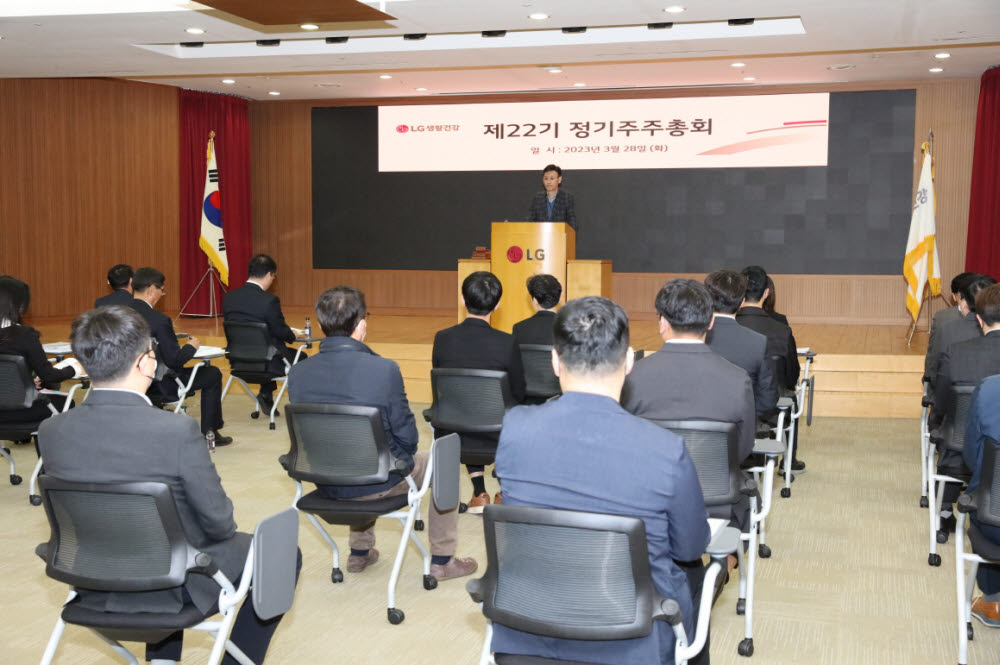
489 222 575 333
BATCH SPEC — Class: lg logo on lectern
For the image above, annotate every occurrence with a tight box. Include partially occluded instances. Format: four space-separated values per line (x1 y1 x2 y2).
507 246 545 263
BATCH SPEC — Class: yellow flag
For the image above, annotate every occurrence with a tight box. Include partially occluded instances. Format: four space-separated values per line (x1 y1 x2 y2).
903 145 940 320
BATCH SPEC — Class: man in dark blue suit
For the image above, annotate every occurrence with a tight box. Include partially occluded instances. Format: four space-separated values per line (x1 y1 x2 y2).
288 285 477 581
222 254 298 413
129 267 231 446
495 296 710 665
527 164 577 230
94 264 134 308
963 373 1000 626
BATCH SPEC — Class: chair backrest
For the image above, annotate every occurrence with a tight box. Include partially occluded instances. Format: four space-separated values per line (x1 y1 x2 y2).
224 320 277 374
38 476 203 592
519 345 561 399
647 420 740 507
942 384 977 453
975 437 1000 528
429 368 515 434
284 403 397 486
475 504 658 641
251 507 299 621
0 353 37 409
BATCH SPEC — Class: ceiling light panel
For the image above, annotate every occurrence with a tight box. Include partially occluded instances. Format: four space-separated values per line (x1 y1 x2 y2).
137 18 806 59
0 0 190 17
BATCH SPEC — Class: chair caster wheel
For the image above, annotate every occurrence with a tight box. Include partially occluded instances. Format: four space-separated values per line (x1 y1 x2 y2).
251 411 260 419
738 638 754 657
758 544 771 558
780 487 791 498
458 502 468 514
937 530 949 544
414 519 425 531
30 494 42 506
736 598 746 615
10 474 22 485
387 608 405 625
423 574 438 590
920 496 929 508
928 553 941 566
269 423 276 430
968 622 974 640
331 568 344 583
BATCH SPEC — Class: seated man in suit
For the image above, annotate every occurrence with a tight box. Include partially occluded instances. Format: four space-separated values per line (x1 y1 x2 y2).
495 296 710 665
94 263 134 308
222 253 299 413
288 286 477 581
432 270 526 512
512 273 561 346
929 283 1000 533
621 278 754 571
927 273 997 393
704 269 778 424
963 374 1000 626
924 272 977 381
737 265 803 470
129 267 231 446
526 164 577 230
39 305 296 665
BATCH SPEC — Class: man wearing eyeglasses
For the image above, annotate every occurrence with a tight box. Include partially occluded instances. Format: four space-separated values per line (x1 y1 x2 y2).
129 267 231 446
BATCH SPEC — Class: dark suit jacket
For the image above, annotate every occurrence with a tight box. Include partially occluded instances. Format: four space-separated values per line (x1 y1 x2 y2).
129 299 198 401
927 311 983 390
0 324 76 422
512 310 556 347
494 392 710 665
223 282 296 371
930 330 1000 427
94 289 134 308
964 375 1000 498
736 306 799 390
38 389 248 614
621 341 756 465
924 305 963 379
527 190 577 230
706 315 778 419
769 310 790 327
287 336 418 498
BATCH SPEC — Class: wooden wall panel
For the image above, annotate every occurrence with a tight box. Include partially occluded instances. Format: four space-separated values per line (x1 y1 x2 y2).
0 78 180 318
255 78 981 323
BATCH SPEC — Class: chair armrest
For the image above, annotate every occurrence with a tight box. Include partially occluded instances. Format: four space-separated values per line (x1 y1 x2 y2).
466 577 484 603
752 438 785 457
777 396 794 409
706 526 740 558
957 493 977 514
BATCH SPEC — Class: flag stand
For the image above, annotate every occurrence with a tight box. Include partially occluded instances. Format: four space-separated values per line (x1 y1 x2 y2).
177 257 228 319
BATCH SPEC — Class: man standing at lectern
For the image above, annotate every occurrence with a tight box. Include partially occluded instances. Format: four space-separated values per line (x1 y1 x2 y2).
527 164 577 231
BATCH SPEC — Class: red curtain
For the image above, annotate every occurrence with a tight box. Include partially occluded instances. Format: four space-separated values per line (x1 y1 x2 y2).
178 90 252 315
966 65 1000 278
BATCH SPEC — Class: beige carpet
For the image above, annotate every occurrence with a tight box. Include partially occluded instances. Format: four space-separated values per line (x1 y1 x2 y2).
2 405 998 664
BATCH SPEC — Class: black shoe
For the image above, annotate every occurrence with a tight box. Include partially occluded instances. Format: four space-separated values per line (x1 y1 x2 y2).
257 393 275 414
790 459 806 472
940 513 957 534
211 430 233 447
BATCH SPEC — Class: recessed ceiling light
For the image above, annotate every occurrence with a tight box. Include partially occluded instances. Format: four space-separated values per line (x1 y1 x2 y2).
826 64 855 71
185 27 204 35
663 5 685 13
929 67 944 73
573 82 586 87
300 24 319 31
221 78 235 84
731 62 745 68
544 66 562 73
743 76 756 81
529 12 549 20
268 91 281 96
935 52 951 59
379 74 392 79
415 87 428 91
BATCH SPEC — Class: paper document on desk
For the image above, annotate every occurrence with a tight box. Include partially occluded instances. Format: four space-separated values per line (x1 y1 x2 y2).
42 342 72 355
194 345 226 358
797 347 811 354
708 518 727 538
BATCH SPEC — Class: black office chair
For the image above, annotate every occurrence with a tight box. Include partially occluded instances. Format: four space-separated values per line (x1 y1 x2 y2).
467 505 740 665
36 476 298 665
222 321 303 430
146 338 207 415
0 353 82 496
651 419 783 657
284 403 460 625
518 344 561 402
927 383 976 566
956 436 1000 664
769 354 803 498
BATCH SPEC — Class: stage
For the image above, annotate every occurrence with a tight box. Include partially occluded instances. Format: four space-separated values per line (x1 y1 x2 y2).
29 307 928 418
